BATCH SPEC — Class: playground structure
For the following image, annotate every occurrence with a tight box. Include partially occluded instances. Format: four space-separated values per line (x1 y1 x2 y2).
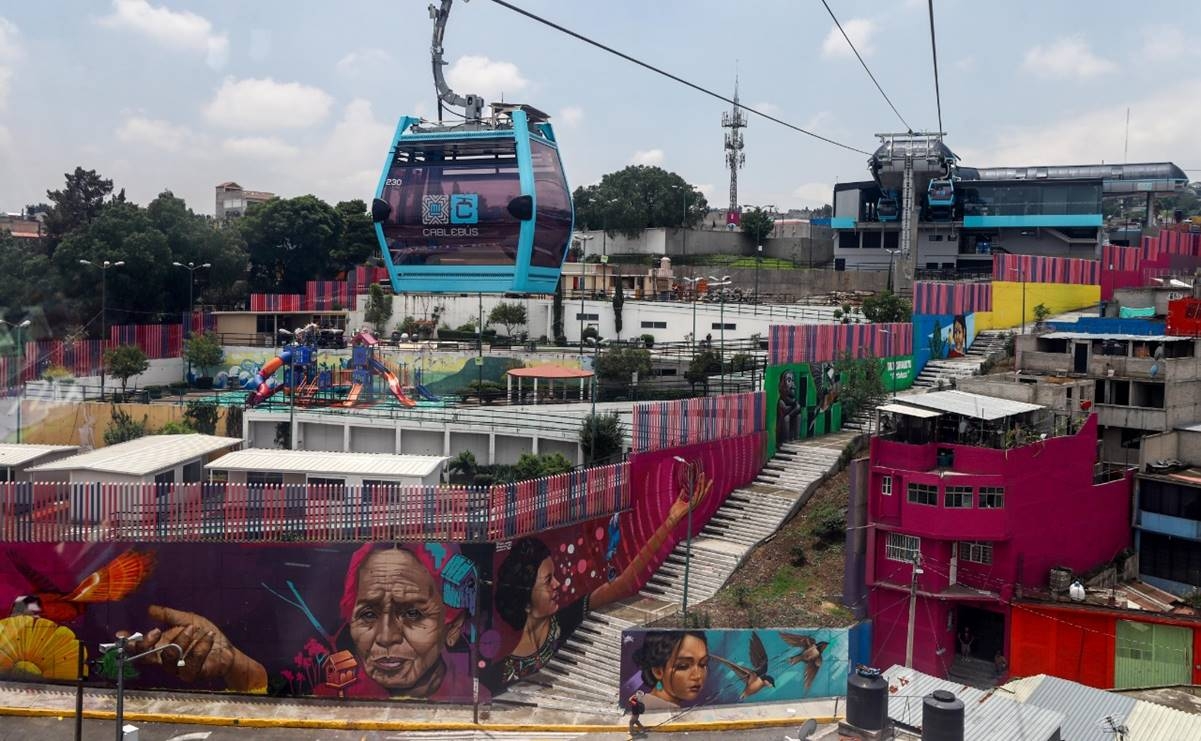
243 325 420 408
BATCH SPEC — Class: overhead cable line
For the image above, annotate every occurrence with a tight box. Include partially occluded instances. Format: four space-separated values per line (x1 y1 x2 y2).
927 0 944 133
818 0 911 132
486 0 872 156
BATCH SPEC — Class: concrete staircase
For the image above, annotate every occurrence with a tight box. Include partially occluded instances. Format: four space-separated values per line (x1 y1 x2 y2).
913 330 1010 389
500 434 856 712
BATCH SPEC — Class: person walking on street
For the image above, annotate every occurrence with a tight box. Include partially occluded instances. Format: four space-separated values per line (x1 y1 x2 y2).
627 690 647 737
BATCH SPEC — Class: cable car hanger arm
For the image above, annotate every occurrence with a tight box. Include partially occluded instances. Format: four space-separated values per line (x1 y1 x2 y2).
430 0 485 121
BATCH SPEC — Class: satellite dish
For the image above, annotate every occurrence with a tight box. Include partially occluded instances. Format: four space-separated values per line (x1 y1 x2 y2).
1069 580 1086 602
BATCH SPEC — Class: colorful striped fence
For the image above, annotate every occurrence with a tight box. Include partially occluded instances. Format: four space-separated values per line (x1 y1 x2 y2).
0 463 631 544
992 253 1101 285
305 280 352 310
108 324 183 359
630 391 766 453
190 311 217 334
769 323 913 366
912 281 993 315
249 293 305 312
1101 228 1201 299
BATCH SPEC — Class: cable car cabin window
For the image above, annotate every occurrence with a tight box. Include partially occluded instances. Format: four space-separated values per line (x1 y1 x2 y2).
379 139 523 267
529 139 573 268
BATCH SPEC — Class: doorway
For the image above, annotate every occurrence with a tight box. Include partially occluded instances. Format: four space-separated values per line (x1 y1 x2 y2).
956 606 1005 661
1074 343 1089 374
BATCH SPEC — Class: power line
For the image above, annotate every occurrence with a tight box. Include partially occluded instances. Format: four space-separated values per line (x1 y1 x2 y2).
927 0 944 133
818 0 911 132
485 0 872 156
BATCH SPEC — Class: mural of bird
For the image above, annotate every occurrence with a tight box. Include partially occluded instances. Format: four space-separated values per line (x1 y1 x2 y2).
7 549 155 624
779 632 829 691
711 631 774 699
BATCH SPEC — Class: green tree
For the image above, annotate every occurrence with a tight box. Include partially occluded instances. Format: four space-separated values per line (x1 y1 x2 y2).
573 166 708 238
146 191 248 311
594 346 651 385
43 167 114 248
1033 303 1052 325
835 354 885 420
364 283 394 330
860 291 912 323
104 405 149 444
551 279 566 345
740 207 775 246
488 301 528 337
612 277 625 338
239 195 341 292
447 450 478 484
685 349 722 393
580 411 624 465
184 332 224 378
103 344 149 396
224 404 243 438
513 452 574 481
332 199 379 270
184 400 220 435
0 233 53 315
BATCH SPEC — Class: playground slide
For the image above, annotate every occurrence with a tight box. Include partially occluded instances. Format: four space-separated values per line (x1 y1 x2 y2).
415 384 440 402
369 358 417 407
342 383 364 407
244 349 292 407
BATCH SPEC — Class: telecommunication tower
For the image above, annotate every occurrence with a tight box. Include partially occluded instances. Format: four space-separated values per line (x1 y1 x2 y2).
722 75 747 222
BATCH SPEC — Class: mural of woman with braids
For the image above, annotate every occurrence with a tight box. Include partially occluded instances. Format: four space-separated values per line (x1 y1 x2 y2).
481 469 713 694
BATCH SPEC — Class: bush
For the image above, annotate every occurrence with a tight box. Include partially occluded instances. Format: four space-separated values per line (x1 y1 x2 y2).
104 405 149 445
184 332 224 378
580 411 624 464
807 501 847 545
640 333 655 348
184 400 220 435
158 420 195 435
789 544 808 568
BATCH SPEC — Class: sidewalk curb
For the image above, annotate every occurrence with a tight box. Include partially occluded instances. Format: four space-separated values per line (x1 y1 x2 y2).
0 706 841 733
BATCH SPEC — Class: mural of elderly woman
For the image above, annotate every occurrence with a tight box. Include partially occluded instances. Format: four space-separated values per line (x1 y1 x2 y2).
630 630 710 710
128 542 475 701
482 471 714 692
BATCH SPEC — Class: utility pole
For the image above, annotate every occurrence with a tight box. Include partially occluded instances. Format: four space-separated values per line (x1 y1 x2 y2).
904 551 923 668
673 456 696 622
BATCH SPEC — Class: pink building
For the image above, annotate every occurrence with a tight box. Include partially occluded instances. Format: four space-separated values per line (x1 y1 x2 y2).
865 392 1132 682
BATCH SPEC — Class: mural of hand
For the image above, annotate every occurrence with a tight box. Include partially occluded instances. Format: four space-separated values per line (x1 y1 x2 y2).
131 604 267 693
669 471 713 525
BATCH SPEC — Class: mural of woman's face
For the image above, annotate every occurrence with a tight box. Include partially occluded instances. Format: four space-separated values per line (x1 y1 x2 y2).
952 321 966 350
652 634 709 704
349 549 461 692
528 556 562 621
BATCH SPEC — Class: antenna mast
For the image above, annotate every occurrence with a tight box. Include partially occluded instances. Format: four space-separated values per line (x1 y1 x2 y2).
722 70 747 216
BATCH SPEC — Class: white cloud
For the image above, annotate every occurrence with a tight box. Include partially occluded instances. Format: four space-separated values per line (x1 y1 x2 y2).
222 136 299 160
957 83 1201 168
792 183 833 208
630 149 664 166
336 48 394 77
1139 25 1196 63
115 115 191 151
203 78 333 130
695 184 716 203
98 0 228 69
0 17 22 110
1022 36 1115 80
558 106 583 126
283 99 394 201
821 18 876 60
446 55 529 105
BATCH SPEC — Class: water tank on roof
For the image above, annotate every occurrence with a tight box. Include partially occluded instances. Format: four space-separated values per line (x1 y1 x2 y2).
846 666 888 732
923 689 965 741
1049 565 1073 594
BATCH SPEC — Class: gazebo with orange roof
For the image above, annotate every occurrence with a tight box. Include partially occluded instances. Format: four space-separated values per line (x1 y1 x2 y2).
505 364 594 404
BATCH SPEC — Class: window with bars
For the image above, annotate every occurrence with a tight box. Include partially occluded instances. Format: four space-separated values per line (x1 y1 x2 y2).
979 487 1005 509
886 532 921 563
958 541 993 564
945 486 973 508
907 482 938 506
881 475 893 496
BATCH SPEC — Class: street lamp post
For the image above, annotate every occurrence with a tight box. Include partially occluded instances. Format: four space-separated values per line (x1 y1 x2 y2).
78 259 124 399
172 261 211 383
100 632 184 741
754 244 763 309
682 277 701 349
708 275 732 393
673 455 696 621
586 334 603 465
1 319 31 442
573 234 595 354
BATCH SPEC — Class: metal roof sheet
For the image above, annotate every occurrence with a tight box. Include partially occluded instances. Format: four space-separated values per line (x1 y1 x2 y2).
206 449 448 479
1124 697 1201 740
0 443 79 468
28 435 241 476
878 403 943 419
1011 674 1137 741
896 390 1044 421
884 666 1064 741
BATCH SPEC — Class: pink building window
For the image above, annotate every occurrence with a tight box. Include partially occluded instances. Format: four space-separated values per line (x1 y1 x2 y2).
907 482 938 506
886 532 920 563
882 475 893 496
958 541 993 564
979 487 1005 509
945 486 973 508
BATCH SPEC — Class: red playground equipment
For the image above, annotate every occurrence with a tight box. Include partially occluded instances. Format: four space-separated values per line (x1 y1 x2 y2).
343 329 417 407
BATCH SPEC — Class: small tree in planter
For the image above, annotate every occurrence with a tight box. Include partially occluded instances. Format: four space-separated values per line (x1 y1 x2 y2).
185 332 224 388
103 344 149 400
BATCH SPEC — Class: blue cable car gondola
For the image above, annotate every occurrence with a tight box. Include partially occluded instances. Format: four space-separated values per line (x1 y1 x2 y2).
371 1 574 294
877 192 899 222
927 178 955 207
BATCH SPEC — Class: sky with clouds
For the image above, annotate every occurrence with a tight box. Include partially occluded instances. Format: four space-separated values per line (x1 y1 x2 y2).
1 0 1199 216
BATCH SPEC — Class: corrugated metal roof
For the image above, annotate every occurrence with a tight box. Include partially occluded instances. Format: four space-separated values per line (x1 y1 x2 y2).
1002 674 1201 741
206 449 447 478
896 390 1044 421
883 665 1064 741
878 403 943 419
28 435 241 476
1042 332 1188 342
0 443 79 468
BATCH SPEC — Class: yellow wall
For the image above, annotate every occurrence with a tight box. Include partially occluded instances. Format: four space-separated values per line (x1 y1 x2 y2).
975 281 1100 331
12 400 235 447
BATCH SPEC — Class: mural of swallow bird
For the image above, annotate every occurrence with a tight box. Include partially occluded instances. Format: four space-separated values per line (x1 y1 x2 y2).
7 549 156 624
780 632 829 691
711 631 775 699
